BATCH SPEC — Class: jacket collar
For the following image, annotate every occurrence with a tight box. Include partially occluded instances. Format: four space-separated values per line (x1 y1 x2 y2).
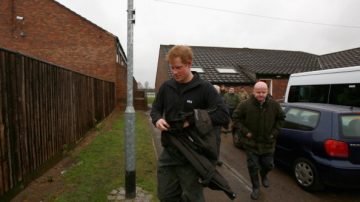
250 94 269 107
167 72 202 93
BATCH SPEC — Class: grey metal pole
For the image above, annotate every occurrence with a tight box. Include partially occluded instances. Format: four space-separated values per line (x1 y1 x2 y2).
125 0 136 199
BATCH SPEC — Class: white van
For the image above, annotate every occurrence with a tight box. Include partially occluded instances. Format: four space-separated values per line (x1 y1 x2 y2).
284 66 360 107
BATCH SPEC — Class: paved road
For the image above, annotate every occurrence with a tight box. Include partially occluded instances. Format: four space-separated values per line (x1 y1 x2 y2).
150 117 360 202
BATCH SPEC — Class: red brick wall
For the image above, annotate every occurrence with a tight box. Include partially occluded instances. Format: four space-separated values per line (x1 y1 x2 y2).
116 64 126 109
231 79 288 101
1 0 117 81
0 0 131 108
271 79 288 101
155 47 170 92
233 85 252 94
134 89 148 110
0 1 12 41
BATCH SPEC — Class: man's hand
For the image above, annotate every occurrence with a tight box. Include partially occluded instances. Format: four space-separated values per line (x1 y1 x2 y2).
156 118 170 131
183 120 190 128
246 132 252 138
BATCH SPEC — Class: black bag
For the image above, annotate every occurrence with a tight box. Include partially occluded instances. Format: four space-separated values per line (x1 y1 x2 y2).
189 109 218 161
194 109 213 137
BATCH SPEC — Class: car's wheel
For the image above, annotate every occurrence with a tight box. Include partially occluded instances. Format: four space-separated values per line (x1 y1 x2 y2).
293 158 323 192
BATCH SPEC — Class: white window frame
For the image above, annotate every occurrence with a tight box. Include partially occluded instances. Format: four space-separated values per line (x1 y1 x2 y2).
192 66 204 73
216 67 237 74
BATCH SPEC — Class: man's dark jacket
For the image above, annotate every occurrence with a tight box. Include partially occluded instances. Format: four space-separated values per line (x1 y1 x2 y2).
150 73 229 165
232 95 285 154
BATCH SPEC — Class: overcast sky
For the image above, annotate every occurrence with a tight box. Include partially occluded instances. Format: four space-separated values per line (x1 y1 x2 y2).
56 0 360 88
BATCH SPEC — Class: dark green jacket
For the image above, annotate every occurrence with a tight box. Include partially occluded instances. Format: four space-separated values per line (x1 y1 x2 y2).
224 93 240 109
233 95 285 154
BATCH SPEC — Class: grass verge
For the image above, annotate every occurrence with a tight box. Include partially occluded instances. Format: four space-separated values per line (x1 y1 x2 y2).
147 96 155 106
53 111 158 202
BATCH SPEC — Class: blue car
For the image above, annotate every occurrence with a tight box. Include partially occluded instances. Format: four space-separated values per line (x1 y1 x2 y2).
276 103 360 191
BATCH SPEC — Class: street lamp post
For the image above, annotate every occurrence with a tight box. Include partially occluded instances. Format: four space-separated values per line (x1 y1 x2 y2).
125 0 136 199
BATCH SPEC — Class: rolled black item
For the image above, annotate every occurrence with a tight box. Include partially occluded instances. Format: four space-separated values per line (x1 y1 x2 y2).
168 131 237 200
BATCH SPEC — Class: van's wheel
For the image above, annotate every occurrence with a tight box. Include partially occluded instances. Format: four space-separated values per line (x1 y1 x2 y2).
293 158 323 192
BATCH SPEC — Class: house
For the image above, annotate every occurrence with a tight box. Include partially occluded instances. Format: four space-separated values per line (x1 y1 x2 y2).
156 45 360 101
0 0 147 110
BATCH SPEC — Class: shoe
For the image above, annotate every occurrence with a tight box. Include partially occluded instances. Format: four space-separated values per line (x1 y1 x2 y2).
262 176 269 188
216 161 223 166
250 188 260 200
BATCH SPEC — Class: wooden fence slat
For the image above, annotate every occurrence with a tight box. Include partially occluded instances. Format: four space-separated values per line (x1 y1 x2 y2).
39 62 45 164
17 55 28 181
49 67 55 157
24 57 34 173
0 50 5 195
34 59 41 170
3 51 12 193
9 52 18 188
28 59 35 171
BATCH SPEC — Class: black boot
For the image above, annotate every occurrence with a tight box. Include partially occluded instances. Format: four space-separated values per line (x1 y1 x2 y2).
261 175 269 188
250 174 260 200
251 188 260 200
260 171 270 188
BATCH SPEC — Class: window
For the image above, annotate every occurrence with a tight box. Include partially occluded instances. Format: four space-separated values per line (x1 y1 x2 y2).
216 67 237 74
192 66 204 73
283 107 320 131
340 115 360 138
329 84 360 107
288 85 329 103
288 83 360 107
116 52 120 64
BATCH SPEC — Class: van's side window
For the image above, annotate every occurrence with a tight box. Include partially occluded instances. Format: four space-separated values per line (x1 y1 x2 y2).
329 84 360 107
288 84 360 107
288 85 329 103
285 66 360 107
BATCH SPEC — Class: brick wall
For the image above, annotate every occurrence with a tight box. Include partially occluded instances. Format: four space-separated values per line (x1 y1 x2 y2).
1 0 119 81
222 79 288 101
155 47 170 92
272 78 288 101
0 1 12 41
134 90 148 110
116 65 127 109
0 0 137 109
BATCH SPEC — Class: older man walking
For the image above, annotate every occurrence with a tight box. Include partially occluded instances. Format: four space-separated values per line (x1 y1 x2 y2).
232 81 285 200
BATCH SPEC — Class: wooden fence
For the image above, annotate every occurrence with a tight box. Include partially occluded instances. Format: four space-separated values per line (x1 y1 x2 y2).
0 48 115 198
